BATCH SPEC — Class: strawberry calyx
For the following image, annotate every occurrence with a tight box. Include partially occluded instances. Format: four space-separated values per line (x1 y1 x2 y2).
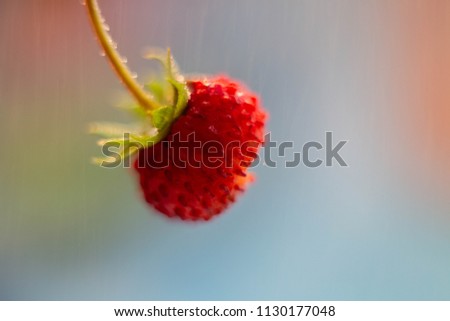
86 0 189 164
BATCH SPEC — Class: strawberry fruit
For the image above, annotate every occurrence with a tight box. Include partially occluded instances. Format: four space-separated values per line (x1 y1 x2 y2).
86 0 267 220
135 77 266 220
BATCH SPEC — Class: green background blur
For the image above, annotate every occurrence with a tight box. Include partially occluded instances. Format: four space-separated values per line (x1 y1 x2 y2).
0 0 449 299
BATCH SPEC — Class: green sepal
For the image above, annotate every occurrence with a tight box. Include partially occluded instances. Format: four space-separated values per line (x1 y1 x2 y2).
144 48 181 80
115 102 150 120
91 49 189 167
151 106 174 129
92 130 163 166
92 136 139 166
145 79 169 104
168 78 189 119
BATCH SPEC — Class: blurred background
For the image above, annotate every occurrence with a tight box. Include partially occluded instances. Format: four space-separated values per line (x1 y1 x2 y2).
0 0 449 300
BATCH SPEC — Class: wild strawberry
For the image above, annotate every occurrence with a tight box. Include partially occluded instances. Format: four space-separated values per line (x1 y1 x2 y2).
86 0 267 220
134 77 266 220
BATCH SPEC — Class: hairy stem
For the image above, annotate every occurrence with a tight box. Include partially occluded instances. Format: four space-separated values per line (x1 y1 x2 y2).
85 0 158 111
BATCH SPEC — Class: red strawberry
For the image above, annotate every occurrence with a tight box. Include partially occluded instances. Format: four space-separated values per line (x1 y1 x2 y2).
134 76 266 220
86 0 267 220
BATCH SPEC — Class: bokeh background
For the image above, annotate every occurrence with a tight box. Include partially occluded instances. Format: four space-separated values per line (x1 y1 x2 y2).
0 0 449 300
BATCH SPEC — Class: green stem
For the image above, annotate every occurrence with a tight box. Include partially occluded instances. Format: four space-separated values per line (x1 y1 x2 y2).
85 0 158 111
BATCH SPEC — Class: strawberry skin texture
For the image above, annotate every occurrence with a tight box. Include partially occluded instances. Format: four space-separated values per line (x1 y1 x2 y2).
134 76 267 220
